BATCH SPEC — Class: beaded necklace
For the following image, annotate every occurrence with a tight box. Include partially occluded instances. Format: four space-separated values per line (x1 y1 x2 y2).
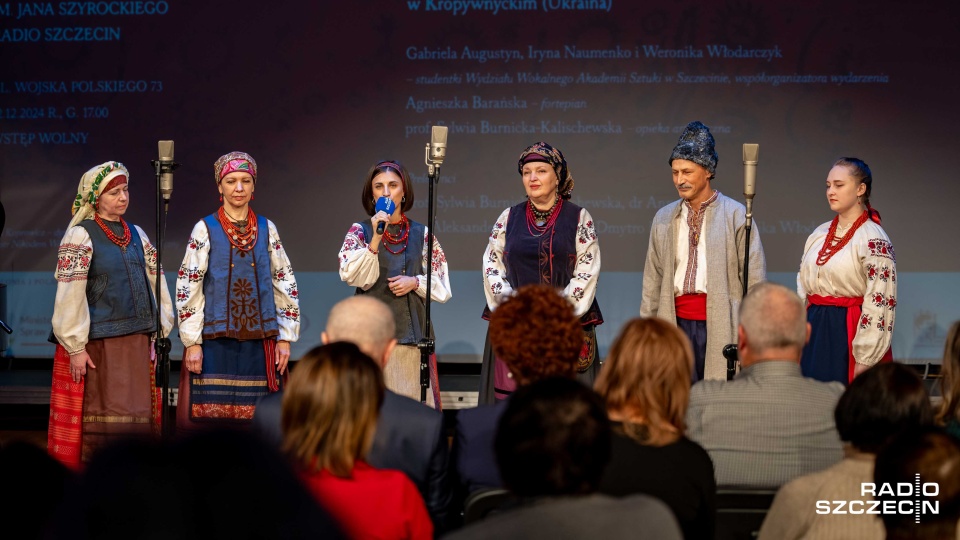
816 210 869 266
217 206 258 252
382 214 410 254
530 197 559 225
94 213 131 250
526 198 563 237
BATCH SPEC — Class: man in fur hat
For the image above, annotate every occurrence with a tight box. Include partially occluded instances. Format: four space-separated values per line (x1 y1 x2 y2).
640 121 766 382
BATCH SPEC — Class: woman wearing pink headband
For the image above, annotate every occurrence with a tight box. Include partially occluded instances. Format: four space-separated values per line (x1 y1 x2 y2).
337 159 452 409
48 161 174 467
175 151 301 427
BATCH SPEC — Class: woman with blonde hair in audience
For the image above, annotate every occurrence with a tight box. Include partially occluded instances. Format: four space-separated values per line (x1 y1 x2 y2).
594 317 716 540
283 342 432 540
936 320 960 440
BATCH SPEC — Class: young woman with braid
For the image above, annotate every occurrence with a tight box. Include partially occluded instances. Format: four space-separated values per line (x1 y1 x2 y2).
797 158 896 384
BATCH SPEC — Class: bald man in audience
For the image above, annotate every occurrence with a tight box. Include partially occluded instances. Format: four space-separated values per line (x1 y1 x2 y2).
685 282 844 488
252 296 451 529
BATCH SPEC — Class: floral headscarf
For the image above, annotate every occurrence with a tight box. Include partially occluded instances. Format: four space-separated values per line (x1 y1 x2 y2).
518 142 574 200
69 161 129 228
214 151 258 183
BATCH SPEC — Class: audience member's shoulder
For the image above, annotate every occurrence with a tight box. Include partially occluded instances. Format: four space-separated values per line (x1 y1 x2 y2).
385 390 441 421
802 376 845 398
676 436 713 462
588 493 683 538
456 401 508 427
688 378 728 401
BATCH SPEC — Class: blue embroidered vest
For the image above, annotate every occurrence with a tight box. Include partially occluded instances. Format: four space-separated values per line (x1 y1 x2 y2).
201 214 279 340
78 220 157 340
357 219 430 344
482 201 603 325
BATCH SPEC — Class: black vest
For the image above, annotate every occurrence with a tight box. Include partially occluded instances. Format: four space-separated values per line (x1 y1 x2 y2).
482 201 602 325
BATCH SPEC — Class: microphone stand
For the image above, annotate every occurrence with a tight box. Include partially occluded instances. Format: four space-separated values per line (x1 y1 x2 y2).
151 157 178 437
726 197 755 381
418 146 440 405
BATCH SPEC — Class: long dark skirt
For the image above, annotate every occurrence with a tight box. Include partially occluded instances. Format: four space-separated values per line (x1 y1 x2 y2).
478 325 600 405
177 338 270 431
801 305 850 384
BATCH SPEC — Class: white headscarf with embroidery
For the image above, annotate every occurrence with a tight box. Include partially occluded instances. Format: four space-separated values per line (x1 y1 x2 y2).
68 161 129 229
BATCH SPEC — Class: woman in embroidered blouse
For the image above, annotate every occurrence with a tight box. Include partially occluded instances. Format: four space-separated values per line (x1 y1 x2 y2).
49 161 174 466
176 151 300 427
283 343 432 540
338 160 452 409
480 142 602 403
797 157 896 384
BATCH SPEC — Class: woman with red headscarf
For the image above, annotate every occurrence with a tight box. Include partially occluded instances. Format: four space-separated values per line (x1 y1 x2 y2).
176 151 300 427
798 157 896 384
49 161 174 466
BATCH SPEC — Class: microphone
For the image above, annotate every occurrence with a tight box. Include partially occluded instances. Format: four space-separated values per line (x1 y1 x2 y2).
742 143 759 227
374 196 396 234
428 125 448 167
158 140 175 203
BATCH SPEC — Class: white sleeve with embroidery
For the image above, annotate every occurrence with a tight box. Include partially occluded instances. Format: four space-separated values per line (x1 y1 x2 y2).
175 221 210 348
338 223 380 290
482 208 513 311
133 225 175 338
562 208 601 317
853 232 897 366
267 220 300 342
415 227 452 303
52 225 94 354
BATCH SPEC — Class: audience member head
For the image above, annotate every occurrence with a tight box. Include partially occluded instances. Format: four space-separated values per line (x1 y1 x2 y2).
49 429 345 539
495 377 611 498
594 317 693 446
322 295 397 366
489 284 582 385
282 342 385 477
0 440 75 539
936 320 960 428
737 282 809 366
835 362 934 454
874 427 960 540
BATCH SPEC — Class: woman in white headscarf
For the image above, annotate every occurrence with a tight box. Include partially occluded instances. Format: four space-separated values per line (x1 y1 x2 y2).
48 161 174 467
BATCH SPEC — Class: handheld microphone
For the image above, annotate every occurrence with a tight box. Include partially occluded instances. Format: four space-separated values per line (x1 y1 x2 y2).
158 140 175 204
742 143 759 226
375 196 396 234
428 125 448 167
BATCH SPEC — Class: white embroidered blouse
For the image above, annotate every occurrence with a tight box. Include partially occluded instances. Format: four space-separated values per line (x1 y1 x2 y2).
52 223 175 354
797 220 897 366
482 206 601 317
338 223 452 303
176 219 300 348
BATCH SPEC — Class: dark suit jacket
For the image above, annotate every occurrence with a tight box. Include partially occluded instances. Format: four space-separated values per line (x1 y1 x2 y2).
252 389 451 529
450 401 509 499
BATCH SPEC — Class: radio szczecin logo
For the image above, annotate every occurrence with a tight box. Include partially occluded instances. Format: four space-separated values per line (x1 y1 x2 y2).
816 475 939 523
